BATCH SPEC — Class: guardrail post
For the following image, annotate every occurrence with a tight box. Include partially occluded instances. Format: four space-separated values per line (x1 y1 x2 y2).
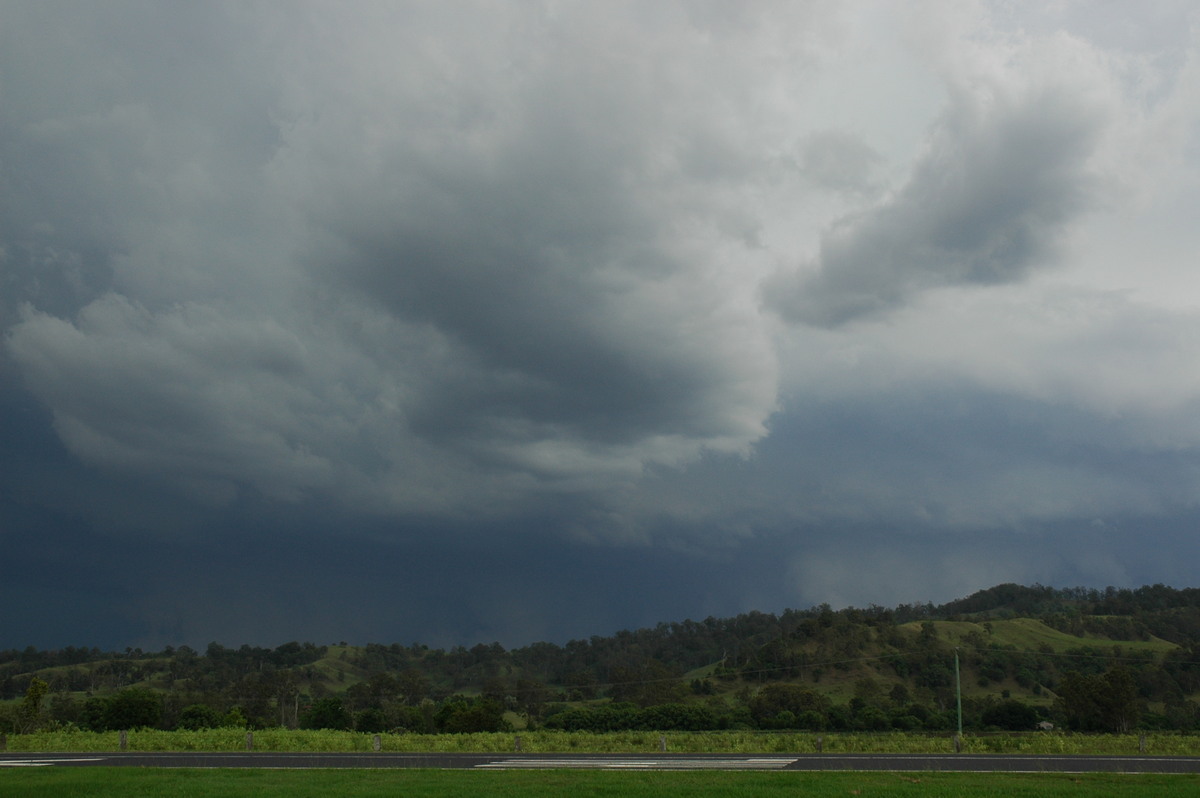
373 734 381 752
514 735 522 752
1139 734 1146 753
246 731 254 751
659 735 666 753
119 730 127 751
816 735 823 753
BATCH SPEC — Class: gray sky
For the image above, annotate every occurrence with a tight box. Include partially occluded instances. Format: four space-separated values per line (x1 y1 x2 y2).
3 1 1199 650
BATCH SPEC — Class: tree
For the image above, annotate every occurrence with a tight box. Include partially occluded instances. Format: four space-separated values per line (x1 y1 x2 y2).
80 697 112 731
981 700 1039 731
176 704 222 731
79 688 161 731
437 697 509 733
635 703 718 731
748 683 830 728
853 705 891 731
17 677 49 733
300 697 352 731
222 706 248 728
105 688 162 730
513 678 548 718
354 708 389 733
269 670 301 728
48 692 81 727
395 668 430 706
1097 667 1140 733
1057 667 1140 732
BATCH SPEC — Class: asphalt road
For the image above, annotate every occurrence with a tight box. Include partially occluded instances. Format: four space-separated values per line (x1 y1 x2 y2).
3 752 1200 773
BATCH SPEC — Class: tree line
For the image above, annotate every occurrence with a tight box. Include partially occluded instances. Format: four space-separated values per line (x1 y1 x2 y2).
3 583 1199 735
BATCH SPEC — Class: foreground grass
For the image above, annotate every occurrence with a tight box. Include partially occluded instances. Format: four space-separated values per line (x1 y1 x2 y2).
7 728 1200 756
3 769 1200 798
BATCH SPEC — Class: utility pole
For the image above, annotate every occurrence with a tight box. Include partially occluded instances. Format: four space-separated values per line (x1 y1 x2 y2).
954 648 963 746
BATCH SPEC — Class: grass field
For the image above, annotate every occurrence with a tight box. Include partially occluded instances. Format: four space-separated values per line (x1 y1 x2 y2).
900 618 1179 656
5 728 1200 755
3 768 1200 797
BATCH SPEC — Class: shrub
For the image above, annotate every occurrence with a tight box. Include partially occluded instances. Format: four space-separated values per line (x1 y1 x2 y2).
982 699 1040 731
355 708 389 734
80 689 162 731
176 704 222 731
300 698 352 731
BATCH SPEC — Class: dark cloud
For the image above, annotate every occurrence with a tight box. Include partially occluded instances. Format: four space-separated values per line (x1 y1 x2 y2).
0 480 797 650
624 373 1200 550
769 77 1106 326
1 3 1198 650
4 2 780 521
5 453 1193 650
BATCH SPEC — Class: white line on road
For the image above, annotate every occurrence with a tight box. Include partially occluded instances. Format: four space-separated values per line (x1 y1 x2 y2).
477 758 798 770
0 758 108 767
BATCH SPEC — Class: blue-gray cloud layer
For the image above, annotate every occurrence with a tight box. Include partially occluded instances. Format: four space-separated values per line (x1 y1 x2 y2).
2 1 1199 648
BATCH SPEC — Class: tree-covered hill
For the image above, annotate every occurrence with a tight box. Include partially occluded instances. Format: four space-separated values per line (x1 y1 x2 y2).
3 583 1199 735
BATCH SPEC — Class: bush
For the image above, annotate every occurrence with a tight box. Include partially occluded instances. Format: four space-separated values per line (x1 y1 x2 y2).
438 698 509 733
81 689 162 731
354 708 389 734
981 700 1040 731
110 689 162 730
176 704 222 731
545 705 638 733
300 698 352 731
635 703 717 731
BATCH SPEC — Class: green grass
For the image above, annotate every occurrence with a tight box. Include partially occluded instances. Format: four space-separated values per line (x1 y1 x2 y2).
901 618 1180 655
1 769 1199 797
6 729 1200 755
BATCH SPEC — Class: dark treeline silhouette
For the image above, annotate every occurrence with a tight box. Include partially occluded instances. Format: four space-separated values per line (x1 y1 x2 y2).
3 584 1200 735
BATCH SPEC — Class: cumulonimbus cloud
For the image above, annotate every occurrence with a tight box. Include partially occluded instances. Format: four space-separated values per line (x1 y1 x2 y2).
3 2 787 518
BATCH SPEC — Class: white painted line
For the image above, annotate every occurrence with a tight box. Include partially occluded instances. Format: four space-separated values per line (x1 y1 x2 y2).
477 757 798 770
0 758 108 767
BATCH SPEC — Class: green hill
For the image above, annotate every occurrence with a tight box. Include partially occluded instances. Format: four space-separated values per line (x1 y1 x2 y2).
3 583 1200 734
900 618 1179 655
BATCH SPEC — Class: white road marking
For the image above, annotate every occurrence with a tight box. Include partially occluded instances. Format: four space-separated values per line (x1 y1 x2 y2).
477 757 797 770
0 758 108 767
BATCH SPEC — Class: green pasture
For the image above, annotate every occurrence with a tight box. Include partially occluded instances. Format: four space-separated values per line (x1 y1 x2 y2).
900 618 1179 655
2 768 1200 798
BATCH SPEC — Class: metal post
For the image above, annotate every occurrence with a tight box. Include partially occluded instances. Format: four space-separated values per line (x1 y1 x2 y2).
954 648 963 748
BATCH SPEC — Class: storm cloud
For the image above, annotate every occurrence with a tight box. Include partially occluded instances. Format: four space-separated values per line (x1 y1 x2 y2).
5 1 783 520
769 34 1112 326
3 1 1199 649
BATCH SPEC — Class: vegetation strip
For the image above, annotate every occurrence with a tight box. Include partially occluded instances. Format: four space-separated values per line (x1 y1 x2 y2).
5 728 1200 755
3 768 1200 798
4 584 1199 744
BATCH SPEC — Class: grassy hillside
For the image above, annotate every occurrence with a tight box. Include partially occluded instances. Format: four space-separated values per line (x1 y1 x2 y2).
900 618 1179 655
4 583 1199 734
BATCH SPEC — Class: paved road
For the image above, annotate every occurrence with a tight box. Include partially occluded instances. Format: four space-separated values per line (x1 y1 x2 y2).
3 752 1200 773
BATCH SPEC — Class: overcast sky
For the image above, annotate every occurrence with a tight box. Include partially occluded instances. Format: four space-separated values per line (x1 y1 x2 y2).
3 1 1200 651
